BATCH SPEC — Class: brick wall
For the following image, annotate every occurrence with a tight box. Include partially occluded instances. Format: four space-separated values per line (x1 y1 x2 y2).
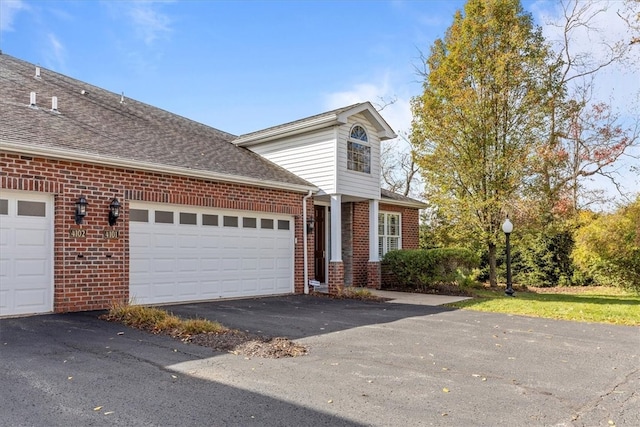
352 201 370 287
1 152 305 312
379 203 420 249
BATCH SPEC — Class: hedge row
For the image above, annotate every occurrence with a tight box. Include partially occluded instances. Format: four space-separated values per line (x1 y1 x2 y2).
381 248 479 291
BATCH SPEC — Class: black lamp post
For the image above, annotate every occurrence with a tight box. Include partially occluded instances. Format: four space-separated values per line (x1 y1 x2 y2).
502 216 514 297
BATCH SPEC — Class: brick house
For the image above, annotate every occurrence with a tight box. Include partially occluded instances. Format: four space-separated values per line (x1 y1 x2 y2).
0 53 426 316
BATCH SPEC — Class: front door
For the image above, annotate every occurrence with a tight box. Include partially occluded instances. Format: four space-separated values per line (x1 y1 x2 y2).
313 205 326 283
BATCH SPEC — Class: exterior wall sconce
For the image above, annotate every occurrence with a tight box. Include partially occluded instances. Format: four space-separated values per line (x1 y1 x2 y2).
108 198 121 226
306 217 315 234
75 195 88 224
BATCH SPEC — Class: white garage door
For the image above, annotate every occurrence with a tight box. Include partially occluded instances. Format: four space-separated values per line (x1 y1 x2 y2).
0 191 54 317
129 203 295 305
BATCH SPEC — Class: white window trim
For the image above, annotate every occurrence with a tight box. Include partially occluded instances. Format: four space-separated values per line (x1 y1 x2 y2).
378 211 402 258
347 124 371 174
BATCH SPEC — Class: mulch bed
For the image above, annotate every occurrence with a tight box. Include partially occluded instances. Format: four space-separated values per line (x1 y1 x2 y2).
188 331 307 358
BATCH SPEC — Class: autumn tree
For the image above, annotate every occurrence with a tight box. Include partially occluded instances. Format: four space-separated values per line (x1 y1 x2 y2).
411 0 549 287
532 0 640 219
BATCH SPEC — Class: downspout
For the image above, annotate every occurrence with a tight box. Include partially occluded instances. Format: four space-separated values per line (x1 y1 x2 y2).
303 190 313 294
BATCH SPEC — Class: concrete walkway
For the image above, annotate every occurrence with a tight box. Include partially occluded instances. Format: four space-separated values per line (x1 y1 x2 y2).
370 289 471 305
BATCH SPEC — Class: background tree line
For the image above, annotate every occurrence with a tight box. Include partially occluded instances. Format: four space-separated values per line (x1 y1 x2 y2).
384 0 639 291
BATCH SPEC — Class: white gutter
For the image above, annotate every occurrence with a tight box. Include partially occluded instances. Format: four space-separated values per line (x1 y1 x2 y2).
0 142 317 194
302 190 313 294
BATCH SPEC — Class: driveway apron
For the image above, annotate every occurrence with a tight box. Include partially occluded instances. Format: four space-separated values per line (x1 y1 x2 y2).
1 295 638 426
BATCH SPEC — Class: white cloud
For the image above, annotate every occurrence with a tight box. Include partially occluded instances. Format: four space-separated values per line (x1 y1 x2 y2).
127 1 172 45
44 32 67 71
323 76 413 135
0 0 28 33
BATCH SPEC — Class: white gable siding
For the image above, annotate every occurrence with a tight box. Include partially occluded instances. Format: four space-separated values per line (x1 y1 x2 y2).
247 128 337 194
336 113 381 199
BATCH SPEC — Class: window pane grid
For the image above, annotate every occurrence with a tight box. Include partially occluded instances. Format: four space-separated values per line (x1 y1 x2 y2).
378 213 401 257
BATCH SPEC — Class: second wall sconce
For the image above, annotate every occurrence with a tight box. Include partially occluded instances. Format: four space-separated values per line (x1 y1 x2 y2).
108 198 121 226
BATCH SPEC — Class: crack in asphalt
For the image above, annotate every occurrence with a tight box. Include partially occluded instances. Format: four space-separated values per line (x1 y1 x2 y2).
567 367 640 426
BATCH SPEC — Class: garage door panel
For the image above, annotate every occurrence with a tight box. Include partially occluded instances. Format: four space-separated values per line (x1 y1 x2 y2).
15 259 47 277
14 228 47 247
178 234 199 249
0 192 53 317
152 233 177 248
221 257 240 271
201 258 220 271
14 288 47 305
130 204 294 305
0 227 10 246
176 281 199 298
242 258 258 270
242 278 258 292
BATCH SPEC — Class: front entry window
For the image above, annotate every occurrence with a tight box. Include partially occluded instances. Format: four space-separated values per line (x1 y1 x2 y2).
378 212 401 258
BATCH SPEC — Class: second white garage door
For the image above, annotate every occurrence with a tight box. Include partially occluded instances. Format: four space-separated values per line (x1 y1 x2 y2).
129 203 294 305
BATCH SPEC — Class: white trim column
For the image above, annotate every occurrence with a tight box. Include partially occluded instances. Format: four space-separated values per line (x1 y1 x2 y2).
369 199 379 262
330 194 342 261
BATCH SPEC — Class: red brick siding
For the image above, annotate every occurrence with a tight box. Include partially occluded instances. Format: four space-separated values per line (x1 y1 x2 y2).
352 201 370 287
328 261 344 294
379 203 420 250
1 152 305 312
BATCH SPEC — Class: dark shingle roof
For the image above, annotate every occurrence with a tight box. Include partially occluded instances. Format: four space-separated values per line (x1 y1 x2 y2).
381 188 427 208
0 53 314 190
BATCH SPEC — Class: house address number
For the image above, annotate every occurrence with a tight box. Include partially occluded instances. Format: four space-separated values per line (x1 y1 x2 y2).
103 230 119 239
69 228 86 238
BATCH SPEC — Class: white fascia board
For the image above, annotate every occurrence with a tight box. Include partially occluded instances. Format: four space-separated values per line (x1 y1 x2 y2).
337 103 397 140
0 142 318 194
380 197 428 209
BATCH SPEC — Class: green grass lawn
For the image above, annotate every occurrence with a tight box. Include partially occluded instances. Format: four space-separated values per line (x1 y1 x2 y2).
447 286 640 326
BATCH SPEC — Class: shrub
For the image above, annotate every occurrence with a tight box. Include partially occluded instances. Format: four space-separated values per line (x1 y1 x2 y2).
382 248 479 291
573 197 640 292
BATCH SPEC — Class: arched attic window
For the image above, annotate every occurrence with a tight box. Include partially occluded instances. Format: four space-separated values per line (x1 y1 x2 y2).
347 125 371 174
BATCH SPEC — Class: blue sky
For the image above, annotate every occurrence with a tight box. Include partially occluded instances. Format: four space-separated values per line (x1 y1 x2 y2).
1 0 638 199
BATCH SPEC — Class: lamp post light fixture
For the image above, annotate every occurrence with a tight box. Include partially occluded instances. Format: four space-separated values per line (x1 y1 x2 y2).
502 216 515 297
75 195 88 225
108 198 121 226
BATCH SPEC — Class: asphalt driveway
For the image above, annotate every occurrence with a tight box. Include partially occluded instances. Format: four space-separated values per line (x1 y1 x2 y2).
1 294 638 426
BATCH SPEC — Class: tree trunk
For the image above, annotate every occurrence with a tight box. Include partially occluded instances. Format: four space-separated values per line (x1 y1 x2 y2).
488 241 497 288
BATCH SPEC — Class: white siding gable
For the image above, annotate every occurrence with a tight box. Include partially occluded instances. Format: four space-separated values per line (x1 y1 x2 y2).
336 113 381 199
246 128 338 194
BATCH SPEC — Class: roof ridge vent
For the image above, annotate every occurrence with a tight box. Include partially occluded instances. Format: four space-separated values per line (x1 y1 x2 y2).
34 66 41 79
51 96 59 113
29 91 38 109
